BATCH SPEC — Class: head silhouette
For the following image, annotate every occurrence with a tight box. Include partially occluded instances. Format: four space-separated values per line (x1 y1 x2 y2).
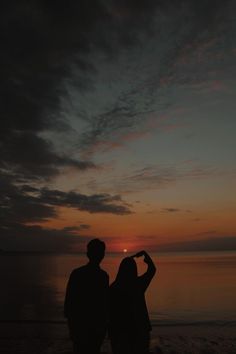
87 238 105 265
115 257 137 284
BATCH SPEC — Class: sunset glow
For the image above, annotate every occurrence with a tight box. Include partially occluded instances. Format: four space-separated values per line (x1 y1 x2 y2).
2 4 236 354
0 1 236 254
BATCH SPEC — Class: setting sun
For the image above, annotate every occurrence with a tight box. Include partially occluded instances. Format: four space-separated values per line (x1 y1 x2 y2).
123 249 128 253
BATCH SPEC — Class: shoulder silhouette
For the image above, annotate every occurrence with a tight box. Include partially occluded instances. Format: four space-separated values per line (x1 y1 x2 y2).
64 239 109 354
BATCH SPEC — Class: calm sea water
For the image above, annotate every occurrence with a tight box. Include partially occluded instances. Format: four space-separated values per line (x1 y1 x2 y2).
1 251 236 325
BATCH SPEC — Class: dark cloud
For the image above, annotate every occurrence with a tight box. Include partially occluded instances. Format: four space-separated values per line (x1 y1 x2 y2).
157 236 236 252
0 223 89 252
161 208 192 213
1 0 234 251
1 0 233 169
0 175 55 224
0 1 160 251
161 208 180 213
0 132 95 180
62 225 90 233
0 180 131 227
0 0 109 181
2 0 229 159
39 188 132 215
0 178 131 250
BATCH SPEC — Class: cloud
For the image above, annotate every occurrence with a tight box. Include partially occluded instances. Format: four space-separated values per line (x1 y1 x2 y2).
0 2 97 181
62 225 90 233
2 1 233 140
0 223 89 252
0 0 163 180
161 208 192 213
38 188 132 215
0 175 56 224
81 127 152 155
2 0 234 171
0 179 132 228
157 236 236 252
0 132 96 180
0 178 132 250
89 163 217 193
1 1 235 251
161 208 180 213
68 0 234 154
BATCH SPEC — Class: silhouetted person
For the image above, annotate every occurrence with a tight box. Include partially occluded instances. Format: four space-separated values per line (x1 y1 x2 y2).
109 251 156 354
64 239 109 354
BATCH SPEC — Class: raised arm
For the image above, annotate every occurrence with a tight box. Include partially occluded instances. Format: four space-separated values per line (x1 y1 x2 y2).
133 250 156 292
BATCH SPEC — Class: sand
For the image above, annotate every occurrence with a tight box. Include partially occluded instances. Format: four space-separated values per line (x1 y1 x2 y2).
151 325 236 354
0 322 235 354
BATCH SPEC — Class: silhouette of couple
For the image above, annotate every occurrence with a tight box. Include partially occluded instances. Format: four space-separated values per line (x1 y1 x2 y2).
64 239 156 354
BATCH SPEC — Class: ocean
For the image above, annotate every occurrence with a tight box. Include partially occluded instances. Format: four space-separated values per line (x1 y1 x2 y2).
1 251 236 326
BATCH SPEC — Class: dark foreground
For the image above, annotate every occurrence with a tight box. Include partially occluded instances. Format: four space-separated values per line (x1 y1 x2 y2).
0 322 235 354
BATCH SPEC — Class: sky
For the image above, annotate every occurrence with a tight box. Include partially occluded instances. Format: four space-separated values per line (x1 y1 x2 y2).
1 0 236 253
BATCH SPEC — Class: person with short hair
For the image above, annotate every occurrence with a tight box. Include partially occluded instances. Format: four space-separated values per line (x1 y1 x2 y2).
64 239 109 354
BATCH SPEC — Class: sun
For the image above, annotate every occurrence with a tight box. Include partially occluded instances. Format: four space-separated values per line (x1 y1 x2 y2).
123 248 128 253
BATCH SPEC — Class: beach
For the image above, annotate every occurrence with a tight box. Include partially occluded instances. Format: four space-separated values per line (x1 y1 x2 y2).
1 252 235 353
151 325 236 354
2 1 236 351
0 322 235 354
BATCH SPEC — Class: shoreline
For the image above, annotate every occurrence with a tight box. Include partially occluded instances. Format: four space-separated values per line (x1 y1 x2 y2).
0 318 235 325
